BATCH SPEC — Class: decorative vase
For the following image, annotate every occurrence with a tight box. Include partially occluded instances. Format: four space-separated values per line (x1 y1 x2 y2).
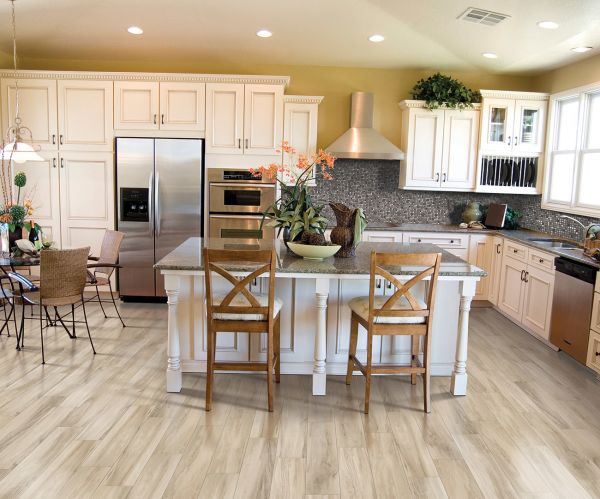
8 225 22 250
329 202 358 258
0 223 9 257
462 201 483 224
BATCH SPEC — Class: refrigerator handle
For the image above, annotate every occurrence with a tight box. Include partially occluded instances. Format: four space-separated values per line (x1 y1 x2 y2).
148 172 154 237
155 171 161 237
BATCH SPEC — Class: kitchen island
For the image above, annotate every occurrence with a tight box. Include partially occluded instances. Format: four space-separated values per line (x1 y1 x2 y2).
155 238 485 396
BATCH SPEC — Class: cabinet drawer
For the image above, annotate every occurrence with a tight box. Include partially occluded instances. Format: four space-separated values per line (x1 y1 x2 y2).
592 292 600 334
528 248 555 272
586 330 600 375
403 232 468 249
504 240 528 261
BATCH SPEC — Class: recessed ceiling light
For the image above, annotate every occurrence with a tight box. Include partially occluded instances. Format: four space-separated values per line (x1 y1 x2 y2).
571 46 592 53
127 26 143 35
256 29 272 38
368 34 385 43
537 21 559 29
482 52 498 59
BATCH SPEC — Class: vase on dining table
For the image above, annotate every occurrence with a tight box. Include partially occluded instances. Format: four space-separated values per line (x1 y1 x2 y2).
329 202 358 258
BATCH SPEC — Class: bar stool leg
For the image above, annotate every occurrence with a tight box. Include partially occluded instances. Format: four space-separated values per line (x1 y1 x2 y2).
205 325 214 411
274 315 281 384
267 325 274 412
346 315 359 385
410 335 419 385
364 330 373 414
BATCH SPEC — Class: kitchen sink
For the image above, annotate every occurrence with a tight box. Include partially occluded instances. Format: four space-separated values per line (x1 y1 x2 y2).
527 238 580 249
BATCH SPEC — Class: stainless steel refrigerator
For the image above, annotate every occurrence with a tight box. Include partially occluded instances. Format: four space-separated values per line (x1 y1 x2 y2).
116 138 203 298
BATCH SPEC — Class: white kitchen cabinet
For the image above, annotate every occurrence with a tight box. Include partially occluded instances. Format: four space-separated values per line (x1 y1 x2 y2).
399 101 479 191
58 151 115 255
521 265 555 340
403 231 469 260
498 255 527 323
364 230 403 243
488 236 504 305
158 82 205 132
591 292 600 334
586 330 600 375
468 234 493 301
57 80 113 151
114 81 159 130
1 78 58 150
205 83 244 154
205 83 283 156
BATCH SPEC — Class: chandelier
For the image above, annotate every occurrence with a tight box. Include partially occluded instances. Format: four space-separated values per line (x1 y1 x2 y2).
1 0 43 163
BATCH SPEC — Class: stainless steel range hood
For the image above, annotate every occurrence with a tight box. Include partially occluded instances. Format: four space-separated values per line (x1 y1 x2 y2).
325 92 405 160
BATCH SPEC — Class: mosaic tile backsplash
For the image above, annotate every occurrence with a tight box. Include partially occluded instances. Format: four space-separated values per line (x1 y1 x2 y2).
311 159 599 241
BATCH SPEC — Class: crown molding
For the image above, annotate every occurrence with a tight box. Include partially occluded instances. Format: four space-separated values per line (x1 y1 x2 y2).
0 69 290 86
479 89 549 100
399 99 481 109
283 95 324 104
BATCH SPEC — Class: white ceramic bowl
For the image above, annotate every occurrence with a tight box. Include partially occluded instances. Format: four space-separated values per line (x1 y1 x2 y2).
287 242 341 260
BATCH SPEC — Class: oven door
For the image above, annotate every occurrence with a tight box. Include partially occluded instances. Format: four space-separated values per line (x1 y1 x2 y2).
209 214 275 242
209 183 275 214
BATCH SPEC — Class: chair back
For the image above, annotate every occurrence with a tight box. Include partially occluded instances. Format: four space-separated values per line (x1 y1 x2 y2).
40 247 90 301
95 230 125 277
203 248 276 323
368 251 442 325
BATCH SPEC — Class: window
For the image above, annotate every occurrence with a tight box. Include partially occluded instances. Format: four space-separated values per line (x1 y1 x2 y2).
543 83 600 217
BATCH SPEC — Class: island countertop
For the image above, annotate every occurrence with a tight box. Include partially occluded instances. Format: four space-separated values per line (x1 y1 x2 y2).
155 237 486 277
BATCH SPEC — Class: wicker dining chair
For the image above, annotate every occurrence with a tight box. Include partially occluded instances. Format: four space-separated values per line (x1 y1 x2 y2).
85 230 126 327
9 247 96 364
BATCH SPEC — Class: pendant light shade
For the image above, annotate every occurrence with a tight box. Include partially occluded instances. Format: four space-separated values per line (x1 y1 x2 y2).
2 140 44 163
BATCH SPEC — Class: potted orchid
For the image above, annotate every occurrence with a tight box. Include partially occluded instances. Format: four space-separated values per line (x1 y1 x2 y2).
250 142 335 245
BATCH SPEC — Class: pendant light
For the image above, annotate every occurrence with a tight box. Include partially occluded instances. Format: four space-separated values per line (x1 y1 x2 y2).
1 0 43 163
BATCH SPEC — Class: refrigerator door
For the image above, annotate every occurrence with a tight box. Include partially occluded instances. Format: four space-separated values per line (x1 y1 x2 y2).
116 138 156 297
154 139 203 296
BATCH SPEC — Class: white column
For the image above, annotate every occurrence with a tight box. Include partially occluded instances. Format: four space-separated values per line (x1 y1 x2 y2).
164 273 182 392
450 278 476 395
313 277 329 395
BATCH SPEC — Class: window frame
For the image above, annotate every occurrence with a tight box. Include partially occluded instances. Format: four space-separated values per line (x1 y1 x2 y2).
543 81 600 217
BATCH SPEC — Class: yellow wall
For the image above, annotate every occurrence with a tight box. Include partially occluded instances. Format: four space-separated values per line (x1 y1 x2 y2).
534 53 600 94
13 56 535 148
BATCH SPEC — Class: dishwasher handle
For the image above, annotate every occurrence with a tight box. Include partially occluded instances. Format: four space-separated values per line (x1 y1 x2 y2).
554 257 596 284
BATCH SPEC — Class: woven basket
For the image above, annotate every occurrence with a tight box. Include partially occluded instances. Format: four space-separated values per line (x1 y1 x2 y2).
583 238 600 258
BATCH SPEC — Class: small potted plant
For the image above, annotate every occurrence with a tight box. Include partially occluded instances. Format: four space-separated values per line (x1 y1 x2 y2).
0 170 41 250
410 73 481 110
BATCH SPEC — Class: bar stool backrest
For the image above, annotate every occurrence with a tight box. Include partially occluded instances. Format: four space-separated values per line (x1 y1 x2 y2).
95 230 125 278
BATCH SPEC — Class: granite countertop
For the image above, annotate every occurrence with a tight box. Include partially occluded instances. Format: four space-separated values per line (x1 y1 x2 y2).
367 224 600 269
155 237 486 277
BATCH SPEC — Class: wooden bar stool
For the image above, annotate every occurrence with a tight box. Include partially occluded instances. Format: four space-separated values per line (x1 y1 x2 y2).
345 251 442 413
203 247 281 412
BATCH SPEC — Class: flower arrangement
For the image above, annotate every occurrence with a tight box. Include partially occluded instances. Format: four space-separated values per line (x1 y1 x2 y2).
250 142 336 245
0 170 40 235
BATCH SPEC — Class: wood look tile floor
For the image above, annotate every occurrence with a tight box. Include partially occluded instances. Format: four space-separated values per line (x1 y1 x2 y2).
1 302 600 498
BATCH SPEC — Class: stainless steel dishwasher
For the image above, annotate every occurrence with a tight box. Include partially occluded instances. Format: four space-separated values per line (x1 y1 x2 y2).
549 257 596 364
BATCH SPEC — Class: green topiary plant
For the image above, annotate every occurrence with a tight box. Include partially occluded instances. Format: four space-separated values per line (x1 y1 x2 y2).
410 73 481 110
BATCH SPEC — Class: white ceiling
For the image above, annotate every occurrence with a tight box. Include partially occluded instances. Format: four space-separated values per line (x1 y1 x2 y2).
0 0 599 73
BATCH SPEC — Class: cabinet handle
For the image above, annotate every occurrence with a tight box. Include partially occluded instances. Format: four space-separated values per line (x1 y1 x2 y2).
435 173 440 182
596 351 600 357
507 136 511 146
245 138 249 149
52 157 56 168
153 114 157 125
60 158 64 168
524 271 529 283
161 114 165 125
386 280 392 289
496 244 501 254
513 248 518 253
376 279 382 289
520 270 525 281
52 134 56 145
59 135 63 145
442 173 447 182
514 136 518 146
539 258 544 263
238 138 241 149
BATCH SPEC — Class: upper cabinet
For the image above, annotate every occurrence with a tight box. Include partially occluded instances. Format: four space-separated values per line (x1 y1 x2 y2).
1 78 58 150
399 101 479 191
58 80 113 151
476 90 549 194
114 81 206 132
206 83 283 156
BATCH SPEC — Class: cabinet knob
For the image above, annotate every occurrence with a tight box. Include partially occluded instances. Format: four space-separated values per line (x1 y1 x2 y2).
595 351 600 357
450 239 454 244
539 258 544 263
513 249 518 253
417 238 422 243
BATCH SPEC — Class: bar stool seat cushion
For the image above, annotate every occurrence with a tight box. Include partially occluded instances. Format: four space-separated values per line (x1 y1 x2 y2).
212 293 282 321
348 295 427 324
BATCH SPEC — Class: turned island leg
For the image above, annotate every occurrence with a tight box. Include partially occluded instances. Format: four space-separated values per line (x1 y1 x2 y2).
164 274 182 392
313 278 329 395
450 279 476 396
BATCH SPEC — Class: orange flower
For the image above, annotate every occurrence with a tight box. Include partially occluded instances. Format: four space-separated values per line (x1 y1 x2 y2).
0 213 10 223
297 154 310 171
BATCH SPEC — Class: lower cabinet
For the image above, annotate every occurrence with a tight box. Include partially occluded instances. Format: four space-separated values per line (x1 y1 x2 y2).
587 330 600 374
468 234 493 301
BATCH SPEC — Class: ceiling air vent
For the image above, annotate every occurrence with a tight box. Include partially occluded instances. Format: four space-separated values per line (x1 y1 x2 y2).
458 7 510 26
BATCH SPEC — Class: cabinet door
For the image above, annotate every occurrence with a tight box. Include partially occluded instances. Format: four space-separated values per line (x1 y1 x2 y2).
205 83 244 154
404 108 444 188
114 81 159 130
1 78 58 150
244 84 283 155
159 82 205 132
58 152 115 256
57 80 113 151
586 330 600 375
283 100 318 183
11 152 61 245
364 231 403 242
481 98 514 152
488 236 504 305
498 255 526 322
512 99 547 154
589 292 600 334
441 109 479 189
469 234 492 300
522 265 554 339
